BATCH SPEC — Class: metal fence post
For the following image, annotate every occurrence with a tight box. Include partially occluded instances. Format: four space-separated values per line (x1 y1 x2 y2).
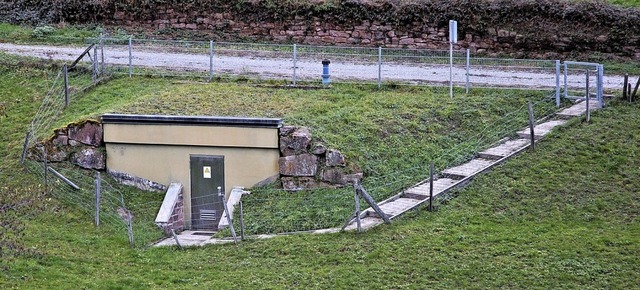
128 37 132 78
292 43 297 86
126 210 135 248
209 40 214 82
597 64 604 108
377 47 382 89
555 60 561 107
449 42 453 98
92 45 98 83
586 69 590 123
20 131 30 165
563 62 568 98
219 187 238 244
465 49 470 95
239 200 245 240
354 188 361 233
623 74 629 102
99 33 104 76
41 146 47 193
528 102 535 151
429 162 434 212
63 64 69 107
95 172 101 227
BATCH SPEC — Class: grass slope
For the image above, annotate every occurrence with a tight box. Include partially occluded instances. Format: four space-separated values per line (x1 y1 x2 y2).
1 54 638 288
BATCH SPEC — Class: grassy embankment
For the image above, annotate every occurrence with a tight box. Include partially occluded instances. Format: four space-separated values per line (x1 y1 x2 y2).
0 49 638 288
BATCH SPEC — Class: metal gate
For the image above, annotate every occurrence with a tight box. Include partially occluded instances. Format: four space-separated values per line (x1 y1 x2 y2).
190 155 225 230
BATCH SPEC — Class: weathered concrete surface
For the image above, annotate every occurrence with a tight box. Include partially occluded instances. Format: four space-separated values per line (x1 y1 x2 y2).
556 99 602 119
218 186 250 229
443 158 497 179
405 178 459 196
479 138 530 159
517 120 567 140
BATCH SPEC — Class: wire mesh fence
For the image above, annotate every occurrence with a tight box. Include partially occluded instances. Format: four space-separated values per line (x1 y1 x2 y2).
226 94 560 238
84 37 573 91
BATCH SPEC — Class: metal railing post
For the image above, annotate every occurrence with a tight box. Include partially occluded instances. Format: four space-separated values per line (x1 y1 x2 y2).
292 43 297 86
377 47 382 89
555 60 561 107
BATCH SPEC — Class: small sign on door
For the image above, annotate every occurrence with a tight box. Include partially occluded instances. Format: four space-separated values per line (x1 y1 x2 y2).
203 166 212 179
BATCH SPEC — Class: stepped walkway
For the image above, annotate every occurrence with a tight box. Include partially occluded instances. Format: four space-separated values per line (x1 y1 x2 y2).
342 99 599 231
155 99 599 247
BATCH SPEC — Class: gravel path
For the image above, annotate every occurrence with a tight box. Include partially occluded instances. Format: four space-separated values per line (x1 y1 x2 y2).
0 43 625 90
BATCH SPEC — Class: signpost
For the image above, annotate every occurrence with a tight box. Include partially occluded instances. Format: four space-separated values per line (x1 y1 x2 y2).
449 20 458 98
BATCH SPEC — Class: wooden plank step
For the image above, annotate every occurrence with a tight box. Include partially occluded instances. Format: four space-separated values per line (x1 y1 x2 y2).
405 178 458 196
517 120 567 140
442 158 496 179
556 99 601 119
478 138 530 159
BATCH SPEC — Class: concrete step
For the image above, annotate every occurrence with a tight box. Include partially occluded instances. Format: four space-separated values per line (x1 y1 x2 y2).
557 99 601 119
378 197 422 216
478 138 530 159
405 178 459 197
442 158 497 179
343 216 384 231
517 120 567 140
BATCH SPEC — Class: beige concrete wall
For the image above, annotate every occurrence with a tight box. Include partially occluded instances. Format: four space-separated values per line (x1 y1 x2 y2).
106 143 279 228
103 124 278 148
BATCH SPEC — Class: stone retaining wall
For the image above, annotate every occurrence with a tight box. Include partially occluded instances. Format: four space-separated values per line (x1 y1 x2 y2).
103 1 640 60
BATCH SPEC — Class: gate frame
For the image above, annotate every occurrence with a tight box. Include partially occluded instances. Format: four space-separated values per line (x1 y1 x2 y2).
562 61 604 108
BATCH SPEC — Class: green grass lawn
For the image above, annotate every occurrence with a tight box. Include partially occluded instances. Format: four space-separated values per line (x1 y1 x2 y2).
1 50 638 288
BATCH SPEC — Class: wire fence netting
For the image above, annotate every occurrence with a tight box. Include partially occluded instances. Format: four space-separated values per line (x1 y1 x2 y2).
15 36 592 246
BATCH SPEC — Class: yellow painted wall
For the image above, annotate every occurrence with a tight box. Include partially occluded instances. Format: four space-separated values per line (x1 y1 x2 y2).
103 123 279 148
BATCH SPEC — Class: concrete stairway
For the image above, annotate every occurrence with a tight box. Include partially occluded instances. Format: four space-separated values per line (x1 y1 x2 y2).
344 99 596 231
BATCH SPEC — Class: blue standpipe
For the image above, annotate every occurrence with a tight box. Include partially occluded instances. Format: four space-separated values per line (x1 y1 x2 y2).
322 59 331 87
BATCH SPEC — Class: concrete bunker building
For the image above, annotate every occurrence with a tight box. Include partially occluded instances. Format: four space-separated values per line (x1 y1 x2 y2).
102 114 282 231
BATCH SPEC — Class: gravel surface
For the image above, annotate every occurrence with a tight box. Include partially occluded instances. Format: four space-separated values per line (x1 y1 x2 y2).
0 43 625 90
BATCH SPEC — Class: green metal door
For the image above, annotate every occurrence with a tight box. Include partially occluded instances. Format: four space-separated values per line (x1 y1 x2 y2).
190 154 225 230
